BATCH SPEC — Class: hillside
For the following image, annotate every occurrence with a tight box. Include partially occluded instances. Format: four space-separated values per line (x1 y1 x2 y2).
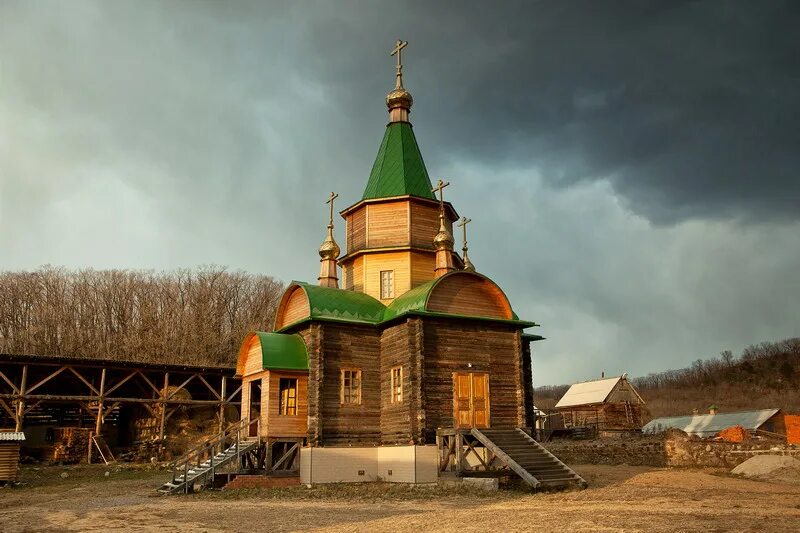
534 338 800 419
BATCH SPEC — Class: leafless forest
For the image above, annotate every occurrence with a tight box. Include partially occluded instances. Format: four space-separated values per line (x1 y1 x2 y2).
0 267 284 367
535 338 800 418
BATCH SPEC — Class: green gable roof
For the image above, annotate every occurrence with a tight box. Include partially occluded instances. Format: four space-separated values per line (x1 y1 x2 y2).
253 332 308 371
362 122 435 200
276 282 386 331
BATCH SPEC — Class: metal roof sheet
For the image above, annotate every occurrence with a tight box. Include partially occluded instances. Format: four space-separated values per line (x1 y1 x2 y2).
253 332 309 371
362 122 435 200
642 409 781 436
0 432 26 441
554 376 623 408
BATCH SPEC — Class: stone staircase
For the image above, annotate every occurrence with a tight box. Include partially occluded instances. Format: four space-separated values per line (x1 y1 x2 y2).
472 428 587 490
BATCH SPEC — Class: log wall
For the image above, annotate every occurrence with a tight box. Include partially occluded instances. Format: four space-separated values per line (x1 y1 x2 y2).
264 371 308 438
366 201 409 248
318 323 381 446
421 318 523 441
379 321 414 444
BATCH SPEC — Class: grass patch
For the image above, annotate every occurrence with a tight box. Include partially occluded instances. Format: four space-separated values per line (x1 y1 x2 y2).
15 464 166 490
194 481 532 502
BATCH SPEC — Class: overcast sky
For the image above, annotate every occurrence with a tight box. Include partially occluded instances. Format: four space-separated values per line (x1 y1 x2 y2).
1 1 798 385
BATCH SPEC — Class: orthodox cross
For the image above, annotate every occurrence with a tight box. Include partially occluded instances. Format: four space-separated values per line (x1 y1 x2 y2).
391 39 408 88
326 191 338 227
457 216 472 250
431 179 450 216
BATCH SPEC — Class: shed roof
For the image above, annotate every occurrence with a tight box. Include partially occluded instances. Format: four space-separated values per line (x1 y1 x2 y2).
0 432 26 442
642 409 781 436
555 375 634 408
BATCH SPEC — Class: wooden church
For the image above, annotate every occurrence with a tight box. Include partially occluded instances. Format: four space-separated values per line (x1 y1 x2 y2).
234 41 575 487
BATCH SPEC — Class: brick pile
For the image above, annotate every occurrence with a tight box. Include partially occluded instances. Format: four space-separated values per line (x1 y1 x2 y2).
223 475 300 490
716 425 748 443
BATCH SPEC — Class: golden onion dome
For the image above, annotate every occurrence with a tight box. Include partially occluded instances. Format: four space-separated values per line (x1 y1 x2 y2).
318 229 340 260
433 227 454 250
386 87 413 110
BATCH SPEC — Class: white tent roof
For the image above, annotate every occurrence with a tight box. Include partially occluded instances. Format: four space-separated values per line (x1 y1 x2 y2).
554 376 623 408
642 409 781 436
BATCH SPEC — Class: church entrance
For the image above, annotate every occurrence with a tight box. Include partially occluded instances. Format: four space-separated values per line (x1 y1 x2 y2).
453 372 490 429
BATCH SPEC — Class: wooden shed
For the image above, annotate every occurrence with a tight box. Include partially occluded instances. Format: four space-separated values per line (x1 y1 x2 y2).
555 375 645 432
0 431 25 484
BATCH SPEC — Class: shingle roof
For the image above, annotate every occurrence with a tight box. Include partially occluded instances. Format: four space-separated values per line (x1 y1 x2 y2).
0 432 26 442
362 122 435 200
555 376 625 408
642 409 781 436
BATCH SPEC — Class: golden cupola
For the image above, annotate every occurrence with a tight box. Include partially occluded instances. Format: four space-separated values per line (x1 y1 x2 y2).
318 192 341 288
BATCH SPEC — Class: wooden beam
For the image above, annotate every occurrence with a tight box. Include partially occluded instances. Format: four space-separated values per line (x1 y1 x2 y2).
218 376 227 434
67 366 100 395
0 369 19 394
0 398 15 419
22 400 43 416
26 364 64 394
226 383 243 402
136 370 162 397
0 393 228 405
167 374 196 400
104 370 137 396
15 364 27 431
95 367 106 434
159 372 169 446
197 374 221 400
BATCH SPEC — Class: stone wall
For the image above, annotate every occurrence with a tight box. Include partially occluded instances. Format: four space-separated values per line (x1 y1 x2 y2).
546 431 794 468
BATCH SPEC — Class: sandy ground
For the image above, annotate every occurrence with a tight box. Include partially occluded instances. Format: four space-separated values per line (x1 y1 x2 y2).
2 464 800 532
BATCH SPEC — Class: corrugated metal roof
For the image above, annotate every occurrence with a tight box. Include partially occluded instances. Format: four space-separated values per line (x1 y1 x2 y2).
642 409 781 436
554 376 622 408
0 432 25 442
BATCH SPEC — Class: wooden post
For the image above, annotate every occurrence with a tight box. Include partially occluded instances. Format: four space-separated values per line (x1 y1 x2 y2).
455 431 463 476
218 376 227 434
95 368 106 435
159 372 169 456
15 365 27 432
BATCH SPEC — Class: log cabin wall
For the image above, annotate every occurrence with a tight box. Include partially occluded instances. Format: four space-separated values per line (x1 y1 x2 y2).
420 318 523 441
379 321 414 444
264 371 308 438
319 323 381 446
295 325 322 446
410 202 440 249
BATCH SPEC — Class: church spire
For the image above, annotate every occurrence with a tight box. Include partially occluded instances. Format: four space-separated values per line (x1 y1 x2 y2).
432 179 456 277
386 39 413 123
318 192 340 288
457 216 475 272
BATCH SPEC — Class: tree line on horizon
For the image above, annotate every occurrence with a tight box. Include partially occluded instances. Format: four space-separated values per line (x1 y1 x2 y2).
534 337 800 418
0 266 284 366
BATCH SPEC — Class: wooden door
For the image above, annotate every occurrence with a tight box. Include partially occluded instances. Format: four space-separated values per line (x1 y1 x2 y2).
453 372 490 428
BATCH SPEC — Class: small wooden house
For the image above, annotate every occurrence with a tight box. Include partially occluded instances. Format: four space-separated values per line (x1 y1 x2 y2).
555 375 645 432
0 431 25 484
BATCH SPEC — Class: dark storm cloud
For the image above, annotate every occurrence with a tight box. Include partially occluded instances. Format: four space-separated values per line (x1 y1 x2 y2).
303 0 800 224
1 0 798 385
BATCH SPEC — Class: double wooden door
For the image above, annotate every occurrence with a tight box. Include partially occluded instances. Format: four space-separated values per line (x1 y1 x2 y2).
453 372 490 428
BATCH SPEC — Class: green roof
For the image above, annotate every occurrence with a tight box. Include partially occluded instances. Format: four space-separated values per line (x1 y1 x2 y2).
253 332 309 371
362 122 435 200
382 278 436 321
278 282 386 330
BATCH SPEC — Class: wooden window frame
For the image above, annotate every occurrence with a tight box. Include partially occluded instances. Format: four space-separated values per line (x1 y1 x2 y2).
340 368 362 406
380 270 395 299
390 366 403 404
278 377 298 416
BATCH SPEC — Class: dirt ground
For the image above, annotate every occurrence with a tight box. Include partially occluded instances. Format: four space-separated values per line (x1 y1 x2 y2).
2 464 800 532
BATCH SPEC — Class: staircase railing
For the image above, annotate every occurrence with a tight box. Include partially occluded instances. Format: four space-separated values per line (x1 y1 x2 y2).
167 418 260 493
